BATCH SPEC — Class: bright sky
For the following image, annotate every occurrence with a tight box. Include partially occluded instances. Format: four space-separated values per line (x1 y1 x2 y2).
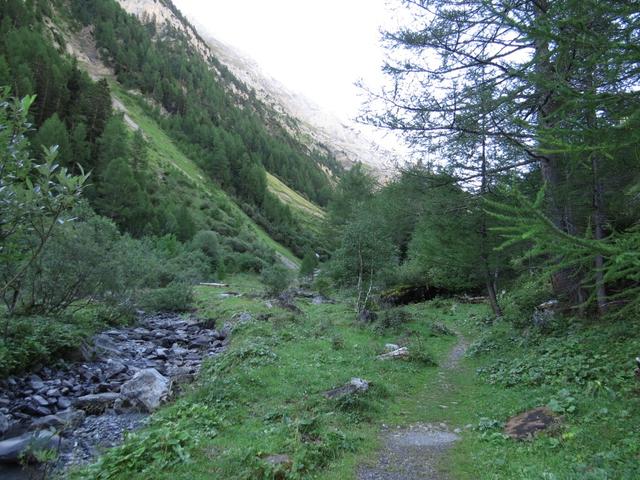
172 0 394 122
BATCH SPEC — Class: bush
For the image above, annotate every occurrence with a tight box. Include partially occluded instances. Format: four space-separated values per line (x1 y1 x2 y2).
139 282 194 312
261 263 293 295
3 208 145 315
375 308 413 331
408 338 438 366
0 310 126 376
501 273 553 328
190 230 220 272
234 253 265 273
313 276 332 298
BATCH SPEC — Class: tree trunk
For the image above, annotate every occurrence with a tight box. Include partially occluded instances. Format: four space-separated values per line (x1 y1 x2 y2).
478 88 502 317
533 0 586 307
592 155 608 315
485 269 503 317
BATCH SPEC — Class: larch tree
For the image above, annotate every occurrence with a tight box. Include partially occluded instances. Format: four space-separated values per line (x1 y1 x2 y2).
365 0 640 311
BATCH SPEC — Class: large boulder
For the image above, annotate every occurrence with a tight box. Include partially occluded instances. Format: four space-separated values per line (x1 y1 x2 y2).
120 368 170 412
0 431 60 464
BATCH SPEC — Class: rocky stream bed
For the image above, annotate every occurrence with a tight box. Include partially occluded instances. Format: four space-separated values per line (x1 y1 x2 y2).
0 312 229 479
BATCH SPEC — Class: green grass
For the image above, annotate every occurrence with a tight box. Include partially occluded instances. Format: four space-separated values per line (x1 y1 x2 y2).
74 278 470 479
266 173 325 234
72 280 640 479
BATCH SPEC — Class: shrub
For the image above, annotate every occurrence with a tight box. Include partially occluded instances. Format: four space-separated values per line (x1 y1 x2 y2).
261 263 293 295
375 308 413 331
408 338 438 366
139 282 194 312
501 273 553 328
190 230 220 272
233 252 266 273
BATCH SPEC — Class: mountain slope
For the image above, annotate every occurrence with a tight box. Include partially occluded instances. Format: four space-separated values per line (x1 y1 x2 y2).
203 35 393 174
116 0 391 176
53 0 333 255
108 83 301 265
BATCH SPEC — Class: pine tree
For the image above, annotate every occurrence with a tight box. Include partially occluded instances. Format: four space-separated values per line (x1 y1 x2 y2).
32 113 70 166
369 0 640 309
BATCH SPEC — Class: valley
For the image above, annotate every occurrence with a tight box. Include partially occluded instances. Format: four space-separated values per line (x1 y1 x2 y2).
1 0 639 479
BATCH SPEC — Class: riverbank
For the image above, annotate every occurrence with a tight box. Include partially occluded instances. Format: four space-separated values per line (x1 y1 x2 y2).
4 274 639 479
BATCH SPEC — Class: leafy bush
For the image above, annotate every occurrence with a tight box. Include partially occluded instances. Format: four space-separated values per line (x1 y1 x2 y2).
190 230 221 272
407 338 438 366
501 273 553 327
428 322 455 337
229 252 266 273
12 209 145 315
261 263 293 295
375 308 413 331
0 310 125 376
477 327 636 392
312 276 332 298
83 426 194 479
139 282 194 312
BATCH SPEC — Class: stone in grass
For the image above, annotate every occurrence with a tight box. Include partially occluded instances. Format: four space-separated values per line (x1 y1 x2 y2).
377 347 409 360
262 454 292 479
323 378 370 399
504 407 560 440
384 343 400 353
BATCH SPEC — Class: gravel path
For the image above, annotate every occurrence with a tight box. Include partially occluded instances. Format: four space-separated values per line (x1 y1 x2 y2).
357 336 468 480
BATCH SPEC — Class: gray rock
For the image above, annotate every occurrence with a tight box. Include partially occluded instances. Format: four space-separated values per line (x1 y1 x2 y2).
0 431 60 464
154 348 168 360
190 335 212 348
171 345 189 356
104 360 126 379
323 377 370 399
32 395 49 407
75 393 120 413
377 347 409 360
31 415 65 430
46 388 61 398
384 343 401 353
0 413 9 435
32 410 85 431
312 295 331 305
28 375 44 391
377 347 410 360
22 404 51 417
120 369 170 412
93 334 122 357
263 453 292 472
238 312 253 322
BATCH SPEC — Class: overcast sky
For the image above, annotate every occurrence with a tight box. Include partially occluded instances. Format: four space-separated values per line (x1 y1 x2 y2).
172 0 395 123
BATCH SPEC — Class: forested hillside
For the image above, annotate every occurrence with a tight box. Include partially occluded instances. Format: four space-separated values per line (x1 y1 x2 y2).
1 0 335 257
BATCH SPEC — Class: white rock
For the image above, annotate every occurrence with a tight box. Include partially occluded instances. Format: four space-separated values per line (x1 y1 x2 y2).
377 347 409 360
120 368 170 412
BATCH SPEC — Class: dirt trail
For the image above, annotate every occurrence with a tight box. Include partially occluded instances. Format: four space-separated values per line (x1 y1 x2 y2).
357 337 468 480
